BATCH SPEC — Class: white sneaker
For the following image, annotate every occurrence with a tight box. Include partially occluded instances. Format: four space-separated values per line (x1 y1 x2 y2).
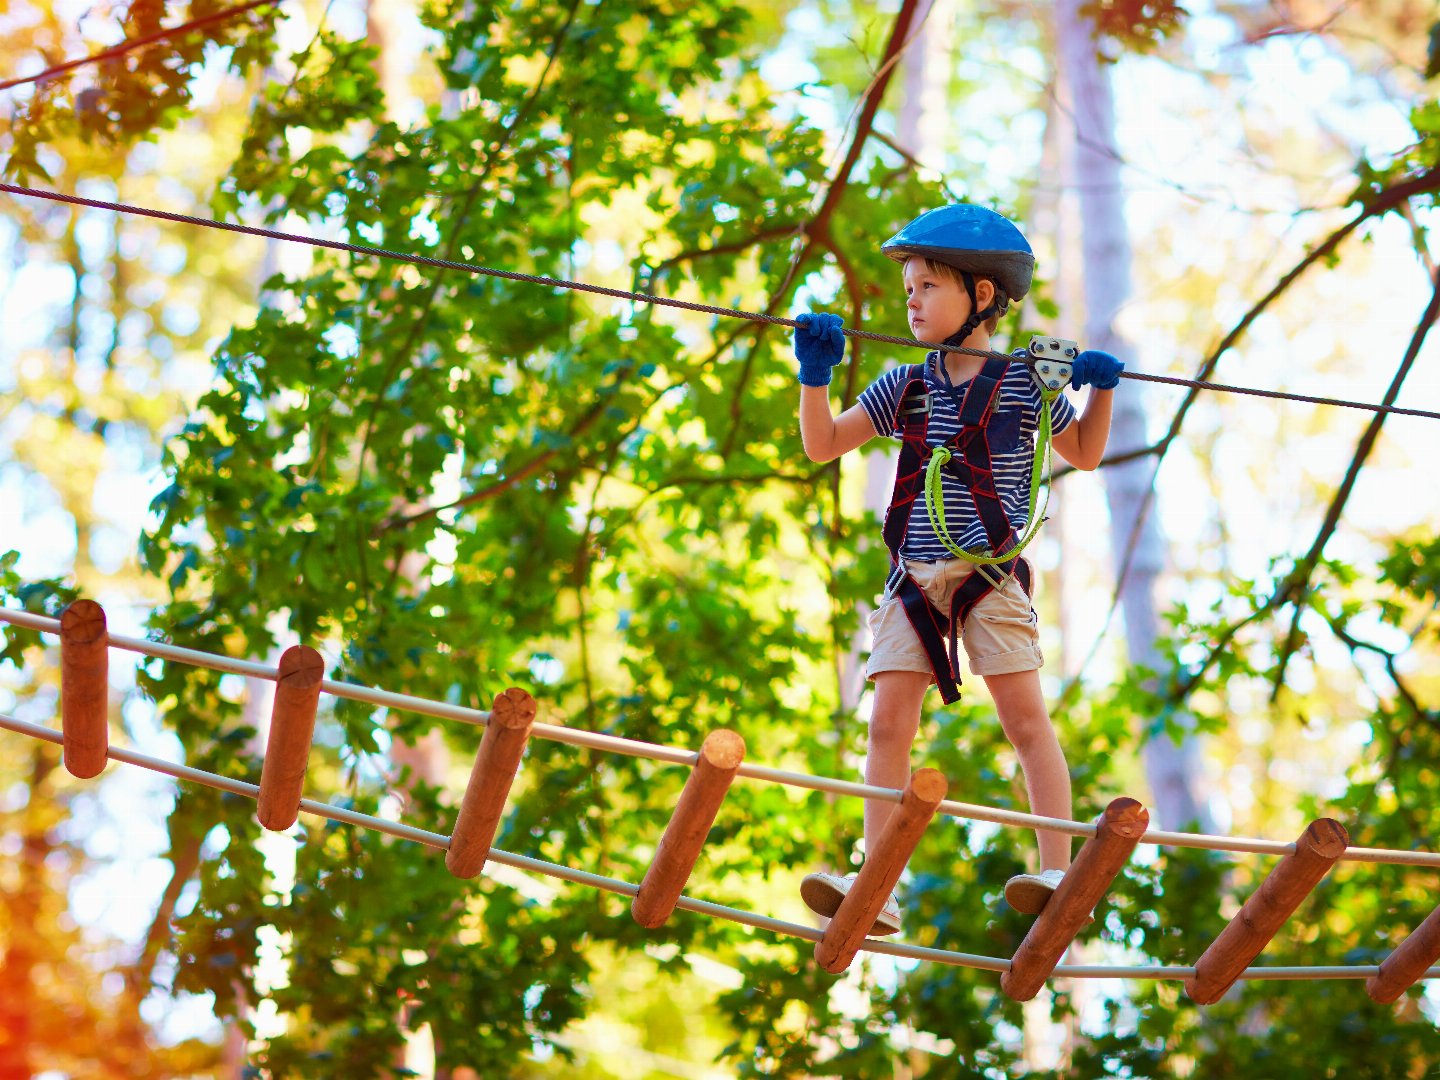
800 871 903 936
1004 868 1067 914
1005 868 1095 925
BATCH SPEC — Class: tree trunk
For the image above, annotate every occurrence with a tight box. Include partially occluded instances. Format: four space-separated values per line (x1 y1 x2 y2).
1055 0 1214 833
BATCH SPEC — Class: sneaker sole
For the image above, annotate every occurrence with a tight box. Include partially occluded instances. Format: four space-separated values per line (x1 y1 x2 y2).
1005 881 1097 926
1005 880 1058 915
800 876 903 937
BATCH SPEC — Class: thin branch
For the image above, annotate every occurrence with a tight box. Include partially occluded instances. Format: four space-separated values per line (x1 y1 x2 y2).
1063 169 1440 699
0 0 278 93
376 391 616 533
126 832 202 997
824 232 871 705
868 128 963 202
1398 199 1436 278
1238 1 1355 46
574 442 625 732
638 469 819 491
1052 437 1164 479
716 0 925 461
1269 258 1440 699
643 224 800 288
352 0 585 494
1323 611 1429 725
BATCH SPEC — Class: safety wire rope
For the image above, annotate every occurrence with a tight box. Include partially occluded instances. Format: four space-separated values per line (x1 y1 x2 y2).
2 181 1439 423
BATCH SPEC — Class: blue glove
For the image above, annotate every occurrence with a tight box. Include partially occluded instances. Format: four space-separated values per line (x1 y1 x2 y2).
793 312 846 387
1070 349 1123 391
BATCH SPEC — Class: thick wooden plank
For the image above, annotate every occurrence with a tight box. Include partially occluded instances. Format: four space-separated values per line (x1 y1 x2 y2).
1185 818 1349 1005
256 645 326 830
1001 796 1149 1001
60 600 108 779
815 768 948 974
445 688 537 878
1367 901 1440 1003
632 730 745 928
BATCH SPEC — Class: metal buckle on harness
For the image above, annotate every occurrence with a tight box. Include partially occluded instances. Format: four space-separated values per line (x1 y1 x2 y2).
974 562 1010 591
883 564 907 601
1028 335 1077 392
896 392 933 418
963 546 1016 592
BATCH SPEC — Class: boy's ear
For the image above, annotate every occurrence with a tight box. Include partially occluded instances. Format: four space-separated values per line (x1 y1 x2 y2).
975 277 997 310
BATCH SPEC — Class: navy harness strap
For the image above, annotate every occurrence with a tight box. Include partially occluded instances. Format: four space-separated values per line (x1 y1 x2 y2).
946 357 1019 558
881 365 932 559
882 356 1033 705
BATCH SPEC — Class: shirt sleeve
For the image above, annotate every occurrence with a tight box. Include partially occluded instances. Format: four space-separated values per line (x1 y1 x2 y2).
1049 388 1077 435
857 366 907 439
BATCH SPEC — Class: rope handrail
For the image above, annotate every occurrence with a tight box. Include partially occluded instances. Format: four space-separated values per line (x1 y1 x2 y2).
3 604 1437 867
2 183 1437 422
0 710 1424 984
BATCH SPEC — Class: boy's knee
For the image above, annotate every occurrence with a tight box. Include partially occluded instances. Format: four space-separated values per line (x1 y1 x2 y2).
869 708 916 747
999 708 1056 753
868 677 927 747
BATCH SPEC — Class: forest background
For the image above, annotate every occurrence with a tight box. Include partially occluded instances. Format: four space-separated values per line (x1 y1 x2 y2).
1 0 1438 1076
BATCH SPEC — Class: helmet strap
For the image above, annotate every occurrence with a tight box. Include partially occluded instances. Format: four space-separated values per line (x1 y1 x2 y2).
941 271 1003 352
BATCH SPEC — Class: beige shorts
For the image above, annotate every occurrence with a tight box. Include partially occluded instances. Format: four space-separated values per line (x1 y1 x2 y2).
866 557 1043 681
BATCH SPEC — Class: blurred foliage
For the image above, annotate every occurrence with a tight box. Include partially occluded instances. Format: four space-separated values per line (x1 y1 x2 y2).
3 0 281 182
1079 0 1189 57
1 0 1439 1077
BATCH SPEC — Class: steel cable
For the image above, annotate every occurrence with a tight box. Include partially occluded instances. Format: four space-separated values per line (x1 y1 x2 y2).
2 182 1437 421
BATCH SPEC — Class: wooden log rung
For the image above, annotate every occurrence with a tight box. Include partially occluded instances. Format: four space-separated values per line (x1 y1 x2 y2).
445 688 537 879
256 645 326 831
631 729 745 929
1001 796 1149 1002
60 599 109 779
1367 900 1440 1003
814 767 948 975
1185 817 1349 1005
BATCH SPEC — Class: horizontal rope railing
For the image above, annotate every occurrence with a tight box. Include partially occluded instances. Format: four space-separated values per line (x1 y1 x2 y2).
4 606 1438 867
0 711 1426 984
2 183 1437 422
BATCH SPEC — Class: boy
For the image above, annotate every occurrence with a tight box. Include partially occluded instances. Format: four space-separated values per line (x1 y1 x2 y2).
793 204 1122 934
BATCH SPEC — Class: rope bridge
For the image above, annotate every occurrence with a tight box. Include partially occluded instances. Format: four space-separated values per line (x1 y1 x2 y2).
2 602 1436 1002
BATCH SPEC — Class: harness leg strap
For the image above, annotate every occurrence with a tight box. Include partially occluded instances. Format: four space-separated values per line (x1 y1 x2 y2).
895 574 962 705
947 558 1035 680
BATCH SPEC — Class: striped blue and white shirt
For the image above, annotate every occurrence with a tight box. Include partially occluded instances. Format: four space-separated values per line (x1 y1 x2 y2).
858 351 1076 561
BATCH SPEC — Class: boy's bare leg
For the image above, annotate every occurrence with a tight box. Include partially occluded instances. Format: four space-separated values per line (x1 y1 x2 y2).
864 670 931 854
983 669 1073 871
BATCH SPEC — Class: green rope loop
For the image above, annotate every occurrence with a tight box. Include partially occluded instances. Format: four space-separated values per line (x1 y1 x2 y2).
923 388 1060 566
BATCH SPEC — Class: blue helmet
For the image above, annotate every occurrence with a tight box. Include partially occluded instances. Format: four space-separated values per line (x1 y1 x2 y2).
881 205 1034 305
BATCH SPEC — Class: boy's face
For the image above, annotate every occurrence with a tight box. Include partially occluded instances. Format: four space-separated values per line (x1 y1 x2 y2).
902 258 971 340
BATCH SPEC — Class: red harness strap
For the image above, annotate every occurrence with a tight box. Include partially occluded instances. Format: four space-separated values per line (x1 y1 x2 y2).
881 358 1034 704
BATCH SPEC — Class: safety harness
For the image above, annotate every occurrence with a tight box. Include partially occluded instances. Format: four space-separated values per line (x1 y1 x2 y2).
881 353 1057 704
